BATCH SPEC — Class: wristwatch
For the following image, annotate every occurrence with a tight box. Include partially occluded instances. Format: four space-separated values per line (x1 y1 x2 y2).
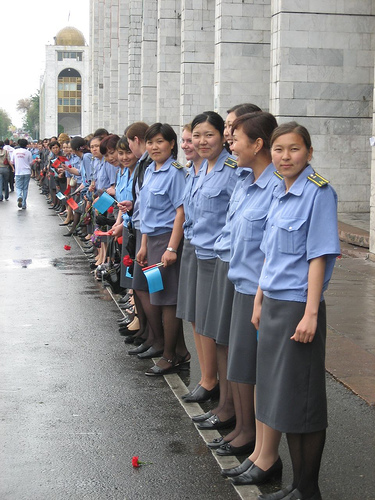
166 247 177 254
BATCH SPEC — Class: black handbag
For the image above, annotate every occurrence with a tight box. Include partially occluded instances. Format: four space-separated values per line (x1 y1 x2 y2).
125 221 136 259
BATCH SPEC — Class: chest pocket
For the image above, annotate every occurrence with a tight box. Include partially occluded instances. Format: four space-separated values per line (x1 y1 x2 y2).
148 188 167 209
276 218 307 254
200 188 222 213
242 209 268 241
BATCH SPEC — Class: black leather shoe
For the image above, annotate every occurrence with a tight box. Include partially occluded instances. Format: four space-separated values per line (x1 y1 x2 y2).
207 437 227 449
137 346 164 359
128 343 149 355
183 383 220 403
231 456 282 485
258 485 294 500
221 458 253 478
281 489 322 500
181 383 201 400
191 410 213 423
145 357 177 376
197 414 236 430
216 440 255 457
123 335 136 344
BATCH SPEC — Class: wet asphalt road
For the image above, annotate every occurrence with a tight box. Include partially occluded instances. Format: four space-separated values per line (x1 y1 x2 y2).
1 183 375 500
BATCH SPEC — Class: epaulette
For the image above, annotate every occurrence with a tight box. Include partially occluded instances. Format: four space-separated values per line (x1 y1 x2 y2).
307 172 329 187
171 161 184 169
274 171 283 179
224 157 237 169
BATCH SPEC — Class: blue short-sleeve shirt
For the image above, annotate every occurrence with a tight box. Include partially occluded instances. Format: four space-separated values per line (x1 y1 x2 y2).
228 164 282 294
259 165 341 302
96 159 118 191
214 167 253 262
139 156 185 236
190 149 238 260
182 162 202 240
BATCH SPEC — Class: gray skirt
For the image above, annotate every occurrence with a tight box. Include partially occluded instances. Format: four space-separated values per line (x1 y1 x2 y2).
256 296 328 434
120 224 132 289
204 259 234 344
195 257 217 335
132 229 148 292
227 291 257 384
176 238 197 323
147 232 182 306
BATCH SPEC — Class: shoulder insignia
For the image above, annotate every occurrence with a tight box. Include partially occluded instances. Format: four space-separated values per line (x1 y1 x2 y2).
224 157 237 169
307 172 329 187
274 171 283 179
171 161 184 169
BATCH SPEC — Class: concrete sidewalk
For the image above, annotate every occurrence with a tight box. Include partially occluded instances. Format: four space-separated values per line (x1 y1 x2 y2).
326 214 375 406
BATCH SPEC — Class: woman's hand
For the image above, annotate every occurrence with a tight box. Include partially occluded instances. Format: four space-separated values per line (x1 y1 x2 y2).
291 313 317 343
111 224 123 238
251 286 263 331
137 246 147 267
161 250 177 267
118 200 133 213
106 186 116 197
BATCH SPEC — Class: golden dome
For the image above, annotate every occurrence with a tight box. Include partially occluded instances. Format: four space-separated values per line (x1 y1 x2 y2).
55 26 86 46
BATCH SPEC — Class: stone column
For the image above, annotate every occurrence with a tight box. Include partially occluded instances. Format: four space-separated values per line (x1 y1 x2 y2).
118 0 129 132
156 0 181 130
109 0 119 133
371 60 375 258
128 0 143 123
96 0 105 127
214 0 271 115
141 0 158 124
90 0 100 131
102 0 111 129
269 0 374 213
180 0 215 127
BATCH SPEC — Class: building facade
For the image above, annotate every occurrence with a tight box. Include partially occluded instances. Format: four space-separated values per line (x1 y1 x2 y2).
39 26 90 138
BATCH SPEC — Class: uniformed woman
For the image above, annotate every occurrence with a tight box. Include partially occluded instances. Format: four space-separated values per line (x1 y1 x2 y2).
183 111 237 403
110 136 137 291
176 123 203 377
251 122 340 500
136 122 190 376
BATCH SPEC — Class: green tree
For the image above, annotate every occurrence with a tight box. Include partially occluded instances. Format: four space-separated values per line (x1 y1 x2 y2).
0 108 12 140
17 92 40 139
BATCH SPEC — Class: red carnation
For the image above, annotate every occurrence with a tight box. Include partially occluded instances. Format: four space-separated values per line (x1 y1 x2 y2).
64 245 71 251
131 455 152 468
107 206 114 214
123 255 133 267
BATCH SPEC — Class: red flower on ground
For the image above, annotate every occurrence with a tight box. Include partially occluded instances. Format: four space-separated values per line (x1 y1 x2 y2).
123 255 133 267
64 245 71 251
131 455 152 468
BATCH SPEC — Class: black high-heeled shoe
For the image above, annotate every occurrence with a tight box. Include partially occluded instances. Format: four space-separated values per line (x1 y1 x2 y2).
221 458 253 478
231 456 282 485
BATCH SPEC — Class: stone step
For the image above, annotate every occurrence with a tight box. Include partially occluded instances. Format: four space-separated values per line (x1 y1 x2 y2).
338 221 369 249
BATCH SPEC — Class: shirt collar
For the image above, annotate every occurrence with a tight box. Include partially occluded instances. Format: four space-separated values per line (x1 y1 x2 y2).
275 164 313 198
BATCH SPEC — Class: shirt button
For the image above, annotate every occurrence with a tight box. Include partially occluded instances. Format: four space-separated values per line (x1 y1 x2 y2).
289 226 292 230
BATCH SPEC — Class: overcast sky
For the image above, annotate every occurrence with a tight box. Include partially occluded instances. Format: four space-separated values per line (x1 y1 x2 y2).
1 0 89 128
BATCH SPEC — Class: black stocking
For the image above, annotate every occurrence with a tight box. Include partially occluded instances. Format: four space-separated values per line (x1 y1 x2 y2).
134 290 164 349
286 430 326 498
133 291 148 339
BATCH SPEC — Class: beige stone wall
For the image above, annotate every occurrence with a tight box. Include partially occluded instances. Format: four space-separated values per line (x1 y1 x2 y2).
87 0 375 247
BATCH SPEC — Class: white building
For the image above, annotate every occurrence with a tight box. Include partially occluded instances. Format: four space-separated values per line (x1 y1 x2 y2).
39 26 90 138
